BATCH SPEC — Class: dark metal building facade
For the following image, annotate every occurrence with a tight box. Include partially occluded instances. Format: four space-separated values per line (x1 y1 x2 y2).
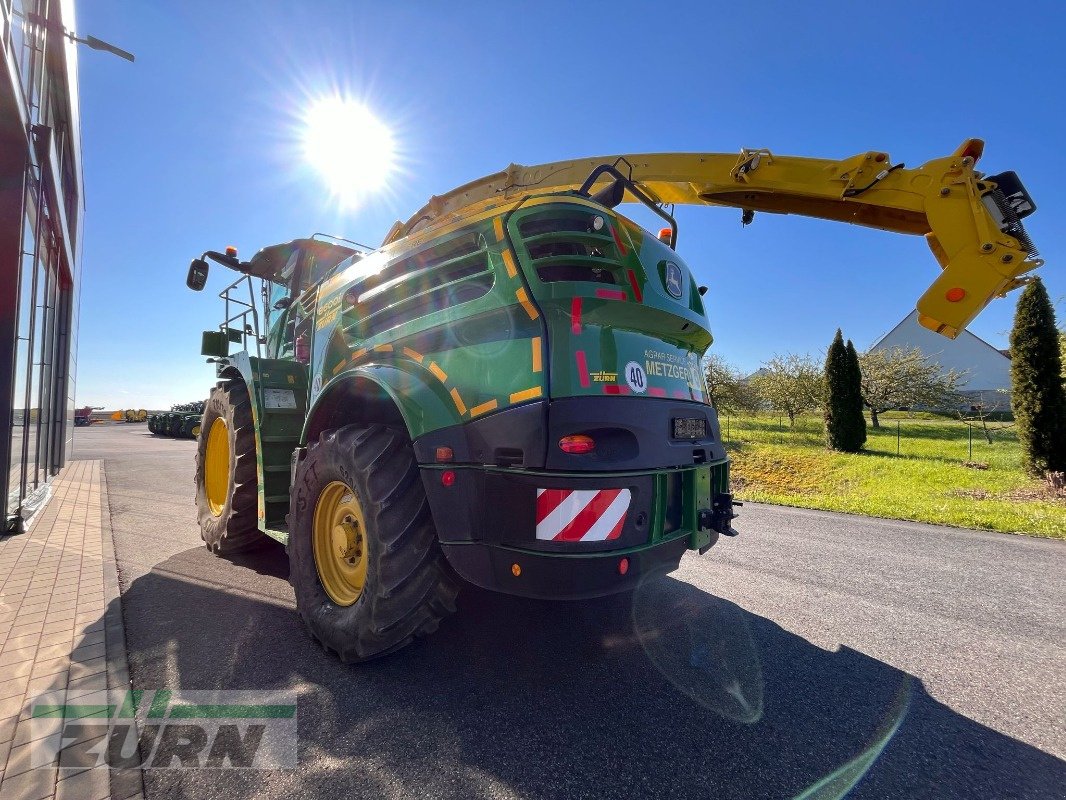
1 0 83 531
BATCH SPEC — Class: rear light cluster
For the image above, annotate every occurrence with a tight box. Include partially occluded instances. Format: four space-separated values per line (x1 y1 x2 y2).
559 434 595 454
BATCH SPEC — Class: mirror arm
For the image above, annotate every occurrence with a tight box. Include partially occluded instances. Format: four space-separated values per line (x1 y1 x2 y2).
202 250 242 270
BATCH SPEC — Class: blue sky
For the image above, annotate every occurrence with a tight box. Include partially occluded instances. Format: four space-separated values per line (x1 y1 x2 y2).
74 0 1065 409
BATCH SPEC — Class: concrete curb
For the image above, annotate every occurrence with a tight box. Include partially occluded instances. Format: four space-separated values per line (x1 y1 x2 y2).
98 467 145 800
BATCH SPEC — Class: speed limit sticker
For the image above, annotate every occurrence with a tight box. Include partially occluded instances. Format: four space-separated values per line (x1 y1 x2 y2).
624 361 647 394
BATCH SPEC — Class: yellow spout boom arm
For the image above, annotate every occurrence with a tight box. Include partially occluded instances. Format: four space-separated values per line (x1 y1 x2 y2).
389 140 1041 338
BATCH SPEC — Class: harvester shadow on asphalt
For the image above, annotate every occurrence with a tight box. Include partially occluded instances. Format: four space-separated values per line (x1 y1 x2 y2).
108 545 1064 800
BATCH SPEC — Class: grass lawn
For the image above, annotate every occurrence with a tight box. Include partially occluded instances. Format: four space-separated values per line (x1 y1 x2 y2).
722 413 1066 539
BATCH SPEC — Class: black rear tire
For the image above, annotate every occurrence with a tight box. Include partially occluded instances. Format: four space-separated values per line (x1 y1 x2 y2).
289 424 459 662
194 381 268 554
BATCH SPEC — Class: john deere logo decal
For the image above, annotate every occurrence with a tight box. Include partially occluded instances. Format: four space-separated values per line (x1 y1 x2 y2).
664 262 683 299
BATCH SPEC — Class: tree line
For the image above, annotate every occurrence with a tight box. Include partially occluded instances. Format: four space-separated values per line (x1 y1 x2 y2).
704 345 964 428
704 278 1066 475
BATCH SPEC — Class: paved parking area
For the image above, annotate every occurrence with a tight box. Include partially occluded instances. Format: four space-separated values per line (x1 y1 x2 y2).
50 424 1066 799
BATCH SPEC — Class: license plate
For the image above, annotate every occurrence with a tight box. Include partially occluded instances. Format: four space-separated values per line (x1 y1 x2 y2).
672 417 706 439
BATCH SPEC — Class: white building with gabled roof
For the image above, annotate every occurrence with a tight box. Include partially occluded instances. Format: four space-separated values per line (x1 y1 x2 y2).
870 310 1012 397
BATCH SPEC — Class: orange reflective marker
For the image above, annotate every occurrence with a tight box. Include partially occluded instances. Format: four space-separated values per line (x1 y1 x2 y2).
946 287 966 302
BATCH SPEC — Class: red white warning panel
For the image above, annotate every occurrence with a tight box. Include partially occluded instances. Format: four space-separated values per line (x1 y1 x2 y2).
535 488 631 542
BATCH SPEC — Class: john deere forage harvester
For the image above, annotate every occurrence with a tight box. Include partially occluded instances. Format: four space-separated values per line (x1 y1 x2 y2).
184 141 1040 661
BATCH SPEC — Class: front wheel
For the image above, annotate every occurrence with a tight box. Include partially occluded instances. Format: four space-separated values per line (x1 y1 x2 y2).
289 424 459 662
194 381 267 554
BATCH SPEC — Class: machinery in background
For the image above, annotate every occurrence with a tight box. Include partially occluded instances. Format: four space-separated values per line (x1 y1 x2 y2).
148 402 204 438
73 406 103 427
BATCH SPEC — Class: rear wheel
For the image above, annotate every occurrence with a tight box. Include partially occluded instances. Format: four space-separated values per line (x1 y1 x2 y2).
289 424 459 662
194 382 267 553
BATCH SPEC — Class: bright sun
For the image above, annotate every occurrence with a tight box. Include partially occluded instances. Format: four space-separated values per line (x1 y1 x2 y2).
302 97 396 206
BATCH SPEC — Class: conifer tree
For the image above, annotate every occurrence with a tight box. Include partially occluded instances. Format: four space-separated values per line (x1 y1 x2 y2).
845 338 867 449
1009 279 1066 475
824 329 866 452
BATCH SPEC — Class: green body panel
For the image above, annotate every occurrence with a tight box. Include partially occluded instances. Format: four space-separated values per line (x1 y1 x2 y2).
506 199 710 402
302 196 712 441
217 352 307 541
207 195 728 554
304 210 546 441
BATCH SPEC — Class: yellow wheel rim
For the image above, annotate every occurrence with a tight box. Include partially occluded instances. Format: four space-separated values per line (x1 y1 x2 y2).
312 481 368 606
204 418 230 516
192 424 201 438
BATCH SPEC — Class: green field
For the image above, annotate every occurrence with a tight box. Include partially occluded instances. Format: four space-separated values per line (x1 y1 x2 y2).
722 413 1066 538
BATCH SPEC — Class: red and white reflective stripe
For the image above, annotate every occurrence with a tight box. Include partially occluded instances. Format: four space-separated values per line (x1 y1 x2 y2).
535 488 630 541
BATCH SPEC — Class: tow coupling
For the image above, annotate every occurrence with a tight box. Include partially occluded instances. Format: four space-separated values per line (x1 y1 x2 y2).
697 493 742 555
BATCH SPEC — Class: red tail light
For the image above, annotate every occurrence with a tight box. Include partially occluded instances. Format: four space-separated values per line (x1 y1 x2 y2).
559 435 595 454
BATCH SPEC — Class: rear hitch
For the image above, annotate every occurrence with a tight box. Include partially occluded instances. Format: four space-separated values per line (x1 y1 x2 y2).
697 493 742 554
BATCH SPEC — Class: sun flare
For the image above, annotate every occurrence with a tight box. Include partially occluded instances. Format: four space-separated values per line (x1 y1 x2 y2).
301 97 396 206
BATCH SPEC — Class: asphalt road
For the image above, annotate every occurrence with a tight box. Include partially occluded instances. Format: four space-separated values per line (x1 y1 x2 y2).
74 423 1065 799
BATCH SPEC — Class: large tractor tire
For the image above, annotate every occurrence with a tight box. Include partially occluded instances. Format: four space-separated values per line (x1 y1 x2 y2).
194 382 267 554
180 415 201 439
289 424 459 662
167 415 183 437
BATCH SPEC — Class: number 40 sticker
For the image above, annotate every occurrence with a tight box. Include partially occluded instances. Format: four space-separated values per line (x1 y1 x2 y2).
624 361 647 394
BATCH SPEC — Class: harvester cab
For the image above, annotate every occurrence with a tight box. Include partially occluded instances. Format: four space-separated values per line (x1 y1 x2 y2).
185 140 1041 662
187 236 361 362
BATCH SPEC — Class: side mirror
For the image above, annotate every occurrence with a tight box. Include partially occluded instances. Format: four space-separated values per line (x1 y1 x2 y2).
273 296 292 310
187 258 209 291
